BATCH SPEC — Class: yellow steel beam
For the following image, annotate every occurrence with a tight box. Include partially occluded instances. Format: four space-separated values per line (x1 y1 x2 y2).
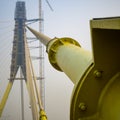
25 35 48 119
0 81 13 117
25 37 39 120
29 46 44 110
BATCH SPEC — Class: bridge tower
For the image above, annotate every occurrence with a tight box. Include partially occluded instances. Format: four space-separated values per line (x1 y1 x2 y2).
0 1 46 120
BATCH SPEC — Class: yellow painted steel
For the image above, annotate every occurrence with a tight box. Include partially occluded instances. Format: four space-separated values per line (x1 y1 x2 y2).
25 37 47 120
47 37 81 71
0 81 13 117
70 17 120 120
24 37 39 120
55 44 92 83
98 72 120 120
26 26 51 46
39 110 47 120
29 46 44 111
27 26 92 84
0 33 47 120
27 17 120 120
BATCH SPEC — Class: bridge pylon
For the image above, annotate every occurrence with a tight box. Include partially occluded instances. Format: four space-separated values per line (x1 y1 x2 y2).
0 1 45 120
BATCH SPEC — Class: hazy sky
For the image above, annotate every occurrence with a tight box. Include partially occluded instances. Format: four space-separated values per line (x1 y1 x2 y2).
0 0 120 120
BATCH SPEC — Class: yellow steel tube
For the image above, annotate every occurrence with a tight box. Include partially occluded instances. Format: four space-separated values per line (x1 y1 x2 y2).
55 44 92 83
28 37 44 110
25 27 48 119
0 81 13 117
26 26 51 46
26 26 92 84
47 37 92 84
25 37 39 120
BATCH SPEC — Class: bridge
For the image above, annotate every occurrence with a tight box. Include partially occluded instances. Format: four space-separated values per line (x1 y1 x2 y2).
0 1 73 120
0 1 46 120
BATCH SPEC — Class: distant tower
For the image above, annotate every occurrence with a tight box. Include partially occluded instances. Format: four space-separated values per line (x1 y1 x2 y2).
11 2 26 119
0 1 42 120
10 1 26 82
38 0 45 109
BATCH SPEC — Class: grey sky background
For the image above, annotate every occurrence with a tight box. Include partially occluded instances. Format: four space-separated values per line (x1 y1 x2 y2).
0 0 120 120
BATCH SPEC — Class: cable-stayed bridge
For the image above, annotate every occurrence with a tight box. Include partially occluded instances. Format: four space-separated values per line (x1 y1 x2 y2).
0 1 73 120
0 1 46 120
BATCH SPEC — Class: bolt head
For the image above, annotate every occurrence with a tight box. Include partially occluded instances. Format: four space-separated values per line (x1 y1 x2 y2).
79 103 87 111
94 70 102 78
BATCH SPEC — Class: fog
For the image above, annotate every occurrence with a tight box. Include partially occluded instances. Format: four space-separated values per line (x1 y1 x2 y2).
1 0 120 120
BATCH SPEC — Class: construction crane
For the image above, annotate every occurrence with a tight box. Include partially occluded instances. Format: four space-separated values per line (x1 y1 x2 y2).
27 17 120 120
